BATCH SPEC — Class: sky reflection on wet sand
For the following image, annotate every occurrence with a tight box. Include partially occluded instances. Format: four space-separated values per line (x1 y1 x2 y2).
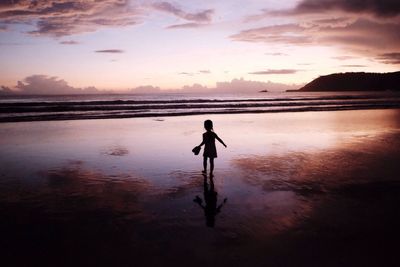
1 109 400 266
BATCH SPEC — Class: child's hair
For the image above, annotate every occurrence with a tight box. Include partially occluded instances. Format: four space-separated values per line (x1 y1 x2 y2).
204 120 213 131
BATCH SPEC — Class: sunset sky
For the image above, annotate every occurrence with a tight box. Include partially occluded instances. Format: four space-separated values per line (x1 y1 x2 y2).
1 0 399 92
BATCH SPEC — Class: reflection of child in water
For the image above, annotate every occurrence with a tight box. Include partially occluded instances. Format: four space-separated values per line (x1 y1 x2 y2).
197 120 226 176
194 175 227 228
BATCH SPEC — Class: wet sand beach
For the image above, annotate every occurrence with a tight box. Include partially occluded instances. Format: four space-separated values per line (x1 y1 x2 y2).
1 109 400 266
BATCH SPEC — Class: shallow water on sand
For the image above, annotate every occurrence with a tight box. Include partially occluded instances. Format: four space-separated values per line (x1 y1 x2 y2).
1 109 400 266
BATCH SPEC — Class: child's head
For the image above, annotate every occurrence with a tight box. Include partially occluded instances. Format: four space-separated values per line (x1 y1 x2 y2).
204 119 213 131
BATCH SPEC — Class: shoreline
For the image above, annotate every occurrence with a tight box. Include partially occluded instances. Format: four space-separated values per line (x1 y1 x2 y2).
1 105 400 123
2 91 400 123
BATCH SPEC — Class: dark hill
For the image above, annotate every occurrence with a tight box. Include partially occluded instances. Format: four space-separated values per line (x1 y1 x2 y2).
294 71 400 92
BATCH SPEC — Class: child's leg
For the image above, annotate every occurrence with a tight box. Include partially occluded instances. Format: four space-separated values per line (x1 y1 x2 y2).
203 156 207 172
210 157 214 175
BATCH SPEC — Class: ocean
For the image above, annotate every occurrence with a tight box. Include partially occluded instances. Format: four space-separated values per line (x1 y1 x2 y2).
1 91 400 122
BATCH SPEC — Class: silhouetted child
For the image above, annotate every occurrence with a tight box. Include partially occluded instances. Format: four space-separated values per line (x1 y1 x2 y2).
197 120 226 175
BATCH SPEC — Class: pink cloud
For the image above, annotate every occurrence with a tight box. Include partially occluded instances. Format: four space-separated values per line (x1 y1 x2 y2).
249 69 300 75
215 78 298 93
59 40 79 45
130 85 161 93
152 2 213 22
231 18 400 64
376 53 400 64
340 65 367 67
95 49 124 53
0 0 144 37
14 75 100 95
166 22 207 29
240 0 400 64
231 24 313 45
287 0 400 18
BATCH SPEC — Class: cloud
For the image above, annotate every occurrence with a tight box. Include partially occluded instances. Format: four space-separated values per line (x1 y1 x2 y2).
0 85 13 95
152 2 213 22
0 0 144 37
340 64 367 67
59 40 79 45
214 78 298 93
130 85 161 93
239 1 400 65
178 78 298 93
231 19 400 64
166 22 206 29
265 52 288 56
13 75 100 95
286 0 400 18
177 70 211 76
95 49 124 53
130 78 299 94
3 75 301 95
332 56 357 60
376 52 400 64
178 72 194 76
181 83 209 92
94 49 125 54
231 23 313 44
249 69 299 75
199 70 211 74
130 83 208 93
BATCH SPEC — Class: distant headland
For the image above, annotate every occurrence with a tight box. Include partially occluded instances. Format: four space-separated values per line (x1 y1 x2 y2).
287 71 400 92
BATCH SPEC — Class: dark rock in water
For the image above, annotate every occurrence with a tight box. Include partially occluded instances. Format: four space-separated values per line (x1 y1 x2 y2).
259 90 268 93
287 71 400 92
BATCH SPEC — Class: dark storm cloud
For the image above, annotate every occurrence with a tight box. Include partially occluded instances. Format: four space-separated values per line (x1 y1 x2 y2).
0 0 143 37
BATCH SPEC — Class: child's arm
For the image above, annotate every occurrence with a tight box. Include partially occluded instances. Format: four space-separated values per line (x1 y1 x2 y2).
215 133 227 147
198 133 205 147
